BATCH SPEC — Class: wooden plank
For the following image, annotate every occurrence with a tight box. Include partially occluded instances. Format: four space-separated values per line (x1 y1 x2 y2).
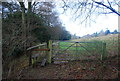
47 40 52 63
52 42 60 45
32 48 50 51
27 41 59 51
27 43 46 51
32 54 40 58
29 51 32 66
58 41 102 43
101 42 106 60
41 58 47 67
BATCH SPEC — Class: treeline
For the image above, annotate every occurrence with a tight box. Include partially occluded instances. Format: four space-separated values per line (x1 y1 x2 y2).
82 29 119 38
2 2 71 65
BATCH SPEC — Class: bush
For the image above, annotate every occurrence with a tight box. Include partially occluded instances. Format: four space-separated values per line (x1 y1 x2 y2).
11 48 23 58
32 27 51 43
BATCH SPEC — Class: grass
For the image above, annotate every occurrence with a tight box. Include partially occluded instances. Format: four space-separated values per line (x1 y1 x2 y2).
56 34 119 60
59 40 103 54
57 40 103 60
77 34 118 56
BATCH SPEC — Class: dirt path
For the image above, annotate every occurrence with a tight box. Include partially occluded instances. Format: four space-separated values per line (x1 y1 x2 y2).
11 55 118 79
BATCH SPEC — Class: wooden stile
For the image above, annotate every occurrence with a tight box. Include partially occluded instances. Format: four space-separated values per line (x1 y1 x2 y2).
32 48 50 51
47 40 52 63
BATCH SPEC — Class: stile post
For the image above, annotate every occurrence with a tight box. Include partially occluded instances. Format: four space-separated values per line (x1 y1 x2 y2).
101 42 106 60
47 40 52 63
29 50 32 66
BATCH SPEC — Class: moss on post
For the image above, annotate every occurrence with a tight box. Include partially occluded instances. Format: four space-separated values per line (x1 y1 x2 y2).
29 51 32 66
47 40 52 63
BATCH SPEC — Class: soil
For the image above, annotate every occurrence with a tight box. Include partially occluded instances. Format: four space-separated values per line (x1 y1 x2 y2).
9 55 119 79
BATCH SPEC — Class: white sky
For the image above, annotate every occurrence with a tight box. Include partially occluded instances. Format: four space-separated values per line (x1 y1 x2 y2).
55 1 118 37
59 13 118 36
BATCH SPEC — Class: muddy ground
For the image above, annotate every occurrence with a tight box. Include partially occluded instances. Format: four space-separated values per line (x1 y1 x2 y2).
7 55 119 79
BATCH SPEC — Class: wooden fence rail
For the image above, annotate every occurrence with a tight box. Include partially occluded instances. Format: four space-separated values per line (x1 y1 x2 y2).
27 40 58 66
27 40 106 66
27 43 47 51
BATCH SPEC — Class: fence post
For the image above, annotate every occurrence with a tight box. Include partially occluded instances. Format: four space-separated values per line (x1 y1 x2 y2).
101 42 106 60
47 40 52 63
29 50 32 66
103 43 106 59
75 42 78 60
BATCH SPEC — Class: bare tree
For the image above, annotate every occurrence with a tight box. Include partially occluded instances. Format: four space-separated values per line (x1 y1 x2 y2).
61 0 120 24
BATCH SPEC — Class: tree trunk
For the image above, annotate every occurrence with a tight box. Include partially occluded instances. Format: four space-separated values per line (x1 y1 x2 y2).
19 2 26 52
27 2 32 47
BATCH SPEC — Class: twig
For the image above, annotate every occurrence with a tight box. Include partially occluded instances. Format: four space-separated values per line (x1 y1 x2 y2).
17 69 23 79
7 64 13 78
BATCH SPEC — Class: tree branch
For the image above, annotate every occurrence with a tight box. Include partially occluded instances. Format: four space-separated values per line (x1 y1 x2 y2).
92 0 120 16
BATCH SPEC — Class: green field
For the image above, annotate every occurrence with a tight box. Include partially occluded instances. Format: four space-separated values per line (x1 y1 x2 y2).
55 34 118 60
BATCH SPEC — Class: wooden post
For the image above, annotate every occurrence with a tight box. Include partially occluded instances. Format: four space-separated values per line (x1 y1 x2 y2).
32 58 34 65
39 46 41 54
47 40 52 63
103 43 106 59
29 50 32 66
75 42 79 60
75 42 77 60
57 41 60 55
58 41 60 50
101 43 106 60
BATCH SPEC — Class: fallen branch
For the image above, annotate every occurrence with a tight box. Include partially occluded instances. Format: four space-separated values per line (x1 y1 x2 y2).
7 64 13 78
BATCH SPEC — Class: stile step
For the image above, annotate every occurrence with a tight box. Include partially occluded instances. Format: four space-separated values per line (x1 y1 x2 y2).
41 58 47 67
53 58 71 61
54 61 68 64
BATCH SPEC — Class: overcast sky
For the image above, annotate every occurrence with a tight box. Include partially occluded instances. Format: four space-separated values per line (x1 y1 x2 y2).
2 0 119 37
59 12 118 36
55 1 118 37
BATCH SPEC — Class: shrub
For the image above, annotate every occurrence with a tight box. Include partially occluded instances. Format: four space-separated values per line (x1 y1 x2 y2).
11 47 23 58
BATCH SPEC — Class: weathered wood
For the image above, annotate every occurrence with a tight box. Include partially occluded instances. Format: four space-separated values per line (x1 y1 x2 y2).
29 51 32 66
47 40 52 63
32 48 50 51
101 42 106 60
52 42 60 46
41 58 47 67
31 58 35 65
28 40 60 66
27 42 59 51
27 43 46 51
32 54 40 58
54 61 68 64
31 55 38 67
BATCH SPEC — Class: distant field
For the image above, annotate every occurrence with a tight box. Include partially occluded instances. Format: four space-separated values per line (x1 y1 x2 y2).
55 34 119 60
71 34 119 57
